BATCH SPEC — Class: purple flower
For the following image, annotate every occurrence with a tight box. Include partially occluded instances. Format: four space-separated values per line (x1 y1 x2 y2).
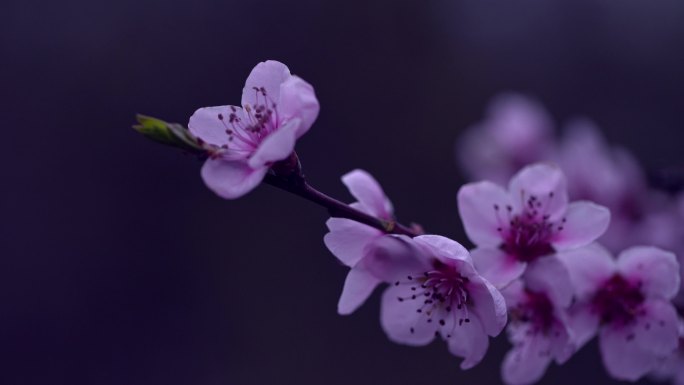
323 169 394 315
188 60 319 199
457 93 554 186
500 257 576 385
650 319 684 385
457 163 610 288
559 244 680 381
557 120 649 252
375 235 507 369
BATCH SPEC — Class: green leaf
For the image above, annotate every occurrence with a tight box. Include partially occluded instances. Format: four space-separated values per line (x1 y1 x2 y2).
133 114 203 153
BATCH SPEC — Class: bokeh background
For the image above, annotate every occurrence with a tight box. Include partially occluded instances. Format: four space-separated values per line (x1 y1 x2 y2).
3 0 684 384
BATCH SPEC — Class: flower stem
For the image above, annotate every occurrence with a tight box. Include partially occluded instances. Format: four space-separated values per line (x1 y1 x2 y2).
263 173 419 237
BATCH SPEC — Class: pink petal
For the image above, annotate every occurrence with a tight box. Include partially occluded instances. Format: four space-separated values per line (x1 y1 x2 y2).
599 322 659 381
247 119 299 168
337 267 381 315
277 76 320 138
565 303 600 349
524 256 573 308
380 285 436 346
341 169 393 219
467 276 508 336
323 218 380 267
446 315 489 369
241 60 290 108
471 247 526 289
188 105 236 147
458 181 513 247
633 299 679 356
557 243 615 300
508 163 568 222
413 235 472 264
552 201 611 251
502 330 552 385
200 158 267 199
363 235 429 282
501 279 526 308
617 246 680 300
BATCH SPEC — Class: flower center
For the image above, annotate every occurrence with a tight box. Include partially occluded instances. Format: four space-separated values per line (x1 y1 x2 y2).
394 259 472 337
214 86 279 152
592 274 645 327
510 290 556 333
493 193 565 262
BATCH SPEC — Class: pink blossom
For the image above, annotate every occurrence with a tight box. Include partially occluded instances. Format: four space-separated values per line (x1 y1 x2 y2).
457 163 610 288
557 120 649 252
375 235 507 369
650 319 684 385
457 93 554 186
500 257 576 385
188 60 319 199
559 244 680 381
323 169 394 315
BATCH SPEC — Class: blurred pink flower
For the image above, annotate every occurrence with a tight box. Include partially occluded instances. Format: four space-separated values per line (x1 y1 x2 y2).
457 163 610 287
457 93 554 186
189 60 319 198
323 169 395 315
376 235 507 369
650 319 684 385
560 244 680 381
500 257 576 385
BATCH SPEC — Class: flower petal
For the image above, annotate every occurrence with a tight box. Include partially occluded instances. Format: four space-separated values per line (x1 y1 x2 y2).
633 299 679 356
200 158 267 199
524 256 573 308
337 267 381 315
247 119 300 168
502 329 553 385
278 76 319 138
323 218 380 267
341 169 393 219
471 247 526 289
508 163 568 222
552 201 611 251
617 246 680 300
446 315 490 369
599 322 659 381
458 181 513 247
557 243 615 300
565 302 600 349
241 60 290 108
188 105 237 147
363 235 428 282
380 284 436 346
467 276 508 336
414 235 472 264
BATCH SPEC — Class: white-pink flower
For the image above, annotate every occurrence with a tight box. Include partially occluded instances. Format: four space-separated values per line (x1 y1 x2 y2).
457 93 555 186
323 169 394 315
188 60 319 199
559 243 680 381
500 257 576 385
375 235 507 369
457 163 610 288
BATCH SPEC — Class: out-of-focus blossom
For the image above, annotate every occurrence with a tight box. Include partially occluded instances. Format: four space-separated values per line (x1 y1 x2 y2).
457 93 555 186
376 235 507 369
189 60 319 199
650 319 684 385
500 257 576 385
323 169 394 315
560 244 680 381
557 120 649 252
457 163 610 288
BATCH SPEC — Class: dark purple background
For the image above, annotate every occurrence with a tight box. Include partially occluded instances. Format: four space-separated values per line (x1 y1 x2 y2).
3 0 683 384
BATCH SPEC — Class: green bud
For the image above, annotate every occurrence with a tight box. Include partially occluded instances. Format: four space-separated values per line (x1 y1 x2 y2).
133 114 203 153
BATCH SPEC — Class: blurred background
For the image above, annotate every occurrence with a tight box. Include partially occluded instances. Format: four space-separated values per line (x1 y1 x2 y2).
3 0 684 384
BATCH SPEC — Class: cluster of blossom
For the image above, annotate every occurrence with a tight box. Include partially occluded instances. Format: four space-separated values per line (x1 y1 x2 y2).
137 61 682 385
